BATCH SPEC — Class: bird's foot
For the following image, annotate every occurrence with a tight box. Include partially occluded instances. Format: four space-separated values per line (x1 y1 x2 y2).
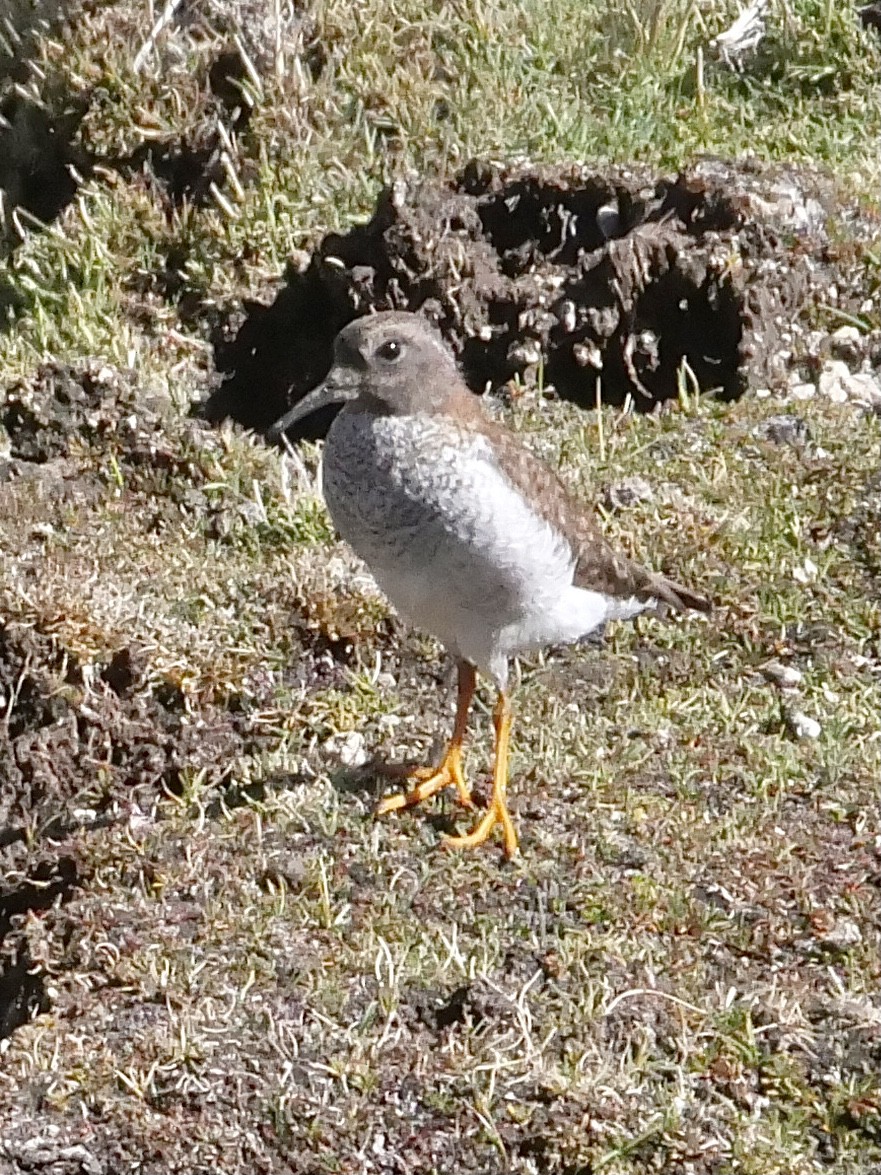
443 798 519 860
375 745 473 816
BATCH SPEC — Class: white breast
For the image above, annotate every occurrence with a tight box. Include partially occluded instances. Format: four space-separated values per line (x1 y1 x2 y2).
322 410 614 686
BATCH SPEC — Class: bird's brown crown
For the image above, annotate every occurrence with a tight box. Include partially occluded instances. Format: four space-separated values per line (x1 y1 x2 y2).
332 312 472 418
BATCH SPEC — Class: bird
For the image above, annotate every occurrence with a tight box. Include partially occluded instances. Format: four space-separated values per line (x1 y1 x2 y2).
269 311 710 858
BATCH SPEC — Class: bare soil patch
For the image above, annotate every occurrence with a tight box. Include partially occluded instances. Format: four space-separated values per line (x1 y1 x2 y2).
2 157 881 1173
208 159 875 433
0 361 275 1043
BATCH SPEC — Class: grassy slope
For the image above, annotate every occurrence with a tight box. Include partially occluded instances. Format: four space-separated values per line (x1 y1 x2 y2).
2 0 881 379
2 1 881 1172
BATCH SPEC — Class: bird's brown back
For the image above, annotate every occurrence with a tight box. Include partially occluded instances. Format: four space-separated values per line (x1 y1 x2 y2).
453 391 711 614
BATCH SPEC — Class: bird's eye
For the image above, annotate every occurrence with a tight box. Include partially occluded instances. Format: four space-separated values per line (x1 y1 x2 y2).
377 339 403 362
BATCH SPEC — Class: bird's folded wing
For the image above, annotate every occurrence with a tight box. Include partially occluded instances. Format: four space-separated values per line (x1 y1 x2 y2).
481 417 711 614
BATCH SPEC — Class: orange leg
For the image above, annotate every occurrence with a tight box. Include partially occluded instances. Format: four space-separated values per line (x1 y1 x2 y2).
376 661 476 815
443 690 519 859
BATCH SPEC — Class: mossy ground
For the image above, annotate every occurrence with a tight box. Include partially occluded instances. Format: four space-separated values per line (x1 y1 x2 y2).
2 2 881 1172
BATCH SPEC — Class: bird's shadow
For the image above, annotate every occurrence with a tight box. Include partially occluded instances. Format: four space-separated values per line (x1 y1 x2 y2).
328 761 384 797
330 756 487 840
328 731 448 796
328 751 440 797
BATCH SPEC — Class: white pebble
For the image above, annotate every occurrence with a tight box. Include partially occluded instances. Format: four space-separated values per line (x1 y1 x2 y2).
792 557 818 584
831 325 861 342
787 710 822 740
789 382 816 401
323 730 369 768
818 360 851 403
844 372 881 409
763 661 803 689
821 919 862 950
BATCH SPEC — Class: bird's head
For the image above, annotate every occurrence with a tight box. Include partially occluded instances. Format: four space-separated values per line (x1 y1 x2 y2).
269 311 465 440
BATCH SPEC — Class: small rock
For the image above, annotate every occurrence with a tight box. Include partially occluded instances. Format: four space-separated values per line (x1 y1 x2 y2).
261 854 306 890
762 661 803 689
603 476 654 511
573 341 602 369
830 324 863 363
596 200 621 239
127 805 155 837
786 710 822 740
844 371 881 409
237 500 266 527
756 414 810 446
558 300 577 333
820 918 863 952
288 248 311 273
792 557 818 584
825 382 849 405
323 730 369 769
818 360 851 402
817 358 874 404
789 382 816 401
508 341 542 367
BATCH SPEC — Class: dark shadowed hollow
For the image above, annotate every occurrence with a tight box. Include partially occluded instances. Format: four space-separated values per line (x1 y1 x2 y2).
205 159 857 438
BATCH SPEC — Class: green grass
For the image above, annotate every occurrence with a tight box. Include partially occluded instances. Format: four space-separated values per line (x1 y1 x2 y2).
2 1 881 1171
2 0 881 378
3 381 881 1172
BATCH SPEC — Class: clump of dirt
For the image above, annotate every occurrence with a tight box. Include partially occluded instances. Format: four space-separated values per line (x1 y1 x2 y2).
1 13 291 261
206 159 870 433
115 8 323 221
0 622 256 828
0 359 201 481
116 42 257 215
0 620 268 1040
3 361 149 460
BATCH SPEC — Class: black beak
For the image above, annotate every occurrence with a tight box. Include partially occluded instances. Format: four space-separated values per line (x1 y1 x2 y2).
267 370 359 442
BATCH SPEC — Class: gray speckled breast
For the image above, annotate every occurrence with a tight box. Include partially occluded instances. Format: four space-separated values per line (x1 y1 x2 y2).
320 407 577 666
323 409 458 570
